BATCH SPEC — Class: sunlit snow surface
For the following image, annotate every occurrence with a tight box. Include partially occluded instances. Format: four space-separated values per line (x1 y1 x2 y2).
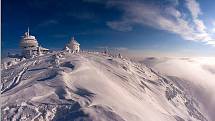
1 52 210 121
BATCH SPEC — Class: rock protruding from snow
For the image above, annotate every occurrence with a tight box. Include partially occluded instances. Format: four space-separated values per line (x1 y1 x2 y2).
63 46 71 53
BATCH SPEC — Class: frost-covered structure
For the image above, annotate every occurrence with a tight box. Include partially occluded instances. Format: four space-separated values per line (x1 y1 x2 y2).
20 28 49 58
66 37 80 53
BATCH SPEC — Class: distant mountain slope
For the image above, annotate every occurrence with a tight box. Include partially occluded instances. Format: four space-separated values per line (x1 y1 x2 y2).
1 52 209 121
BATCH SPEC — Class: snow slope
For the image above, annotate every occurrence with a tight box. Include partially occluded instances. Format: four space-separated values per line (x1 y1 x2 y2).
1 52 209 121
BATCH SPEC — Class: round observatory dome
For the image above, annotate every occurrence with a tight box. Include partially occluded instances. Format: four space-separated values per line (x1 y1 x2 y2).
20 30 38 49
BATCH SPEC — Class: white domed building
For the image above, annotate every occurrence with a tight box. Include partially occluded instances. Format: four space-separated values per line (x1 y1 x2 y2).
66 37 80 53
20 28 49 58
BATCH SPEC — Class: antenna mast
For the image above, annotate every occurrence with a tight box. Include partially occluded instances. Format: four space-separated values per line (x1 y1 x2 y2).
27 27 30 36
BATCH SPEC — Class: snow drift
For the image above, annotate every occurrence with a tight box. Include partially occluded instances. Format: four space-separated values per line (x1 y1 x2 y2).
1 52 210 121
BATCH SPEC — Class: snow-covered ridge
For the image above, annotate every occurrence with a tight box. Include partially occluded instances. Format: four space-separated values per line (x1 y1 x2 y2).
1 52 209 121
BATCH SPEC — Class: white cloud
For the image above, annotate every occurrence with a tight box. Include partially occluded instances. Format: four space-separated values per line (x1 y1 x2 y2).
106 20 132 32
211 21 215 33
37 19 58 27
144 57 215 121
185 0 213 44
185 0 202 19
193 19 206 32
106 0 215 46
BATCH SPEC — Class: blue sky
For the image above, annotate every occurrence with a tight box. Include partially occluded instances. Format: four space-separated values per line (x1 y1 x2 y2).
2 0 215 56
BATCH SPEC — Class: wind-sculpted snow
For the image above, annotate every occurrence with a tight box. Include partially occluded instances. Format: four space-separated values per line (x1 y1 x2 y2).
1 52 209 121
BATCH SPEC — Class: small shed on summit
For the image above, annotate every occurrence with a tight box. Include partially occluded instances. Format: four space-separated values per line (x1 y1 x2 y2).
67 37 80 53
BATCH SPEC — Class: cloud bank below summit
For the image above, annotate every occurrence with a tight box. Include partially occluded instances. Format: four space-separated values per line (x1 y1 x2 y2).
142 57 215 121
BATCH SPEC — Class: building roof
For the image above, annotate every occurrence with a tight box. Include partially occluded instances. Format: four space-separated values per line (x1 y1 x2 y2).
70 37 80 45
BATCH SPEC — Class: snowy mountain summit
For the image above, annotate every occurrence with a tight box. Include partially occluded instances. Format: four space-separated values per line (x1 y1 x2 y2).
1 52 209 121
